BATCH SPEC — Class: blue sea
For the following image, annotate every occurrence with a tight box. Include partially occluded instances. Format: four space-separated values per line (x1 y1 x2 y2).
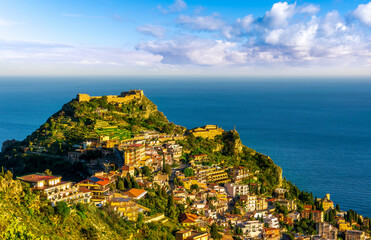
1 77 370 216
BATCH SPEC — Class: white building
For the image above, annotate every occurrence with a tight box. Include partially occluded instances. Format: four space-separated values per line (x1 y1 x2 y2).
239 220 264 238
225 182 249 197
264 214 280 228
240 194 257 212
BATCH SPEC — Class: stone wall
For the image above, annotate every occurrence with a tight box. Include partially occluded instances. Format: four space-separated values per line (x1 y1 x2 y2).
77 90 143 104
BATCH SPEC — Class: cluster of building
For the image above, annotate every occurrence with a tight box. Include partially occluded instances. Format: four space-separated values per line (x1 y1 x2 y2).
17 171 149 221
18 121 370 240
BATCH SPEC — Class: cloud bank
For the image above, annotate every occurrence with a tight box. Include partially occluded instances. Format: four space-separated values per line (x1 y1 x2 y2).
1 1 371 76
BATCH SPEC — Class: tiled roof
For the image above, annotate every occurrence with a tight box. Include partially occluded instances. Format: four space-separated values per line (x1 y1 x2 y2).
79 186 91 193
124 188 147 198
179 213 198 223
88 177 111 186
17 174 60 183
234 166 246 170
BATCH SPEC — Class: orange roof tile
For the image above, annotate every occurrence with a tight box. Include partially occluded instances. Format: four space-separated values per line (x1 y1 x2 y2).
79 186 91 193
124 188 147 198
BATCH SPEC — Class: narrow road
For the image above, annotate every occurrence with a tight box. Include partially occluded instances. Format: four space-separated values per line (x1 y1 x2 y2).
169 163 190 191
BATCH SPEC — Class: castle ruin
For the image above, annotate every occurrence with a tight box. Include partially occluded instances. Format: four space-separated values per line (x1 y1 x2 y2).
77 90 144 104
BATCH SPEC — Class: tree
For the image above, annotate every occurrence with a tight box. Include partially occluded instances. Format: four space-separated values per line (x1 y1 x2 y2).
232 206 241 215
44 169 52 176
142 166 151 177
286 233 295 240
210 223 222 240
235 226 243 235
124 177 132 189
162 154 166 172
183 167 194 177
190 184 199 193
118 180 125 191
55 201 70 219
163 164 171 175
166 193 176 219
336 204 340 212
137 212 144 224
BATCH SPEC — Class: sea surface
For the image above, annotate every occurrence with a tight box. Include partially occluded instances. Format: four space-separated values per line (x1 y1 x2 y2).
0 77 370 216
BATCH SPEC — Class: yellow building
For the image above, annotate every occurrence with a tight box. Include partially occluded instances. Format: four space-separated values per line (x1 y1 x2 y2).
137 155 153 167
194 166 230 184
179 213 200 227
189 125 224 139
217 193 228 202
176 230 210 240
109 193 149 221
339 223 353 231
123 144 145 165
181 178 207 191
256 197 268 211
320 194 334 211
190 154 208 163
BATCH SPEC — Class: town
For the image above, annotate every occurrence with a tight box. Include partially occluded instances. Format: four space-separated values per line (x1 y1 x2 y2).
15 123 371 240
1 91 370 240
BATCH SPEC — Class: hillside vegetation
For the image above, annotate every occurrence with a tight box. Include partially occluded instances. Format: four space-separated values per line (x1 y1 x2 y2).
21 95 185 154
0 170 179 240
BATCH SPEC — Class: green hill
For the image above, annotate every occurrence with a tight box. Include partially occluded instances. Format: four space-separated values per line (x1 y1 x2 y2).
21 92 185 153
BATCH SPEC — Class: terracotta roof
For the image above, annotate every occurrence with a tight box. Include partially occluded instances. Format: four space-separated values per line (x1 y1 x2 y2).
126 144 143 148
179 213 198 223
234 166 246 170
79 186 91 193
124 188 147 198
17 174 60 183
88 177 111 186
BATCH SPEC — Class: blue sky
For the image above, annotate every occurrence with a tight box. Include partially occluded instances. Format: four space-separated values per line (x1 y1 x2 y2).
0 0 371 76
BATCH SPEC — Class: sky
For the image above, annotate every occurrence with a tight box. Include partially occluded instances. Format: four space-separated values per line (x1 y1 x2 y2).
0 0 371 77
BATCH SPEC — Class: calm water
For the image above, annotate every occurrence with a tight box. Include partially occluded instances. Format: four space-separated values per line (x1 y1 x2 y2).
1 77 370 216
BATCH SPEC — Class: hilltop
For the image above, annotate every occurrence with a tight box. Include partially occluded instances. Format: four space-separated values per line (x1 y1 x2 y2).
1 90 281 190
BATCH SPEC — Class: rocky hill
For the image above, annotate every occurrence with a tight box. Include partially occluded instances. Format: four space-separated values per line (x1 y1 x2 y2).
4 91 185 154
1 90 281 189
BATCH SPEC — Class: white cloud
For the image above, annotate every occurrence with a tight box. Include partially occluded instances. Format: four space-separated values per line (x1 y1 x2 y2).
177 15 226 31
137 24 166 38
298 4 320 14
0 18 20 26
263 2 296 28
1 1 371 76
0 39 163 67
318 11 347 37
137 38 246 65
169 0 187 12
237 15 254 32
158 0 187 14
352 1 371 27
